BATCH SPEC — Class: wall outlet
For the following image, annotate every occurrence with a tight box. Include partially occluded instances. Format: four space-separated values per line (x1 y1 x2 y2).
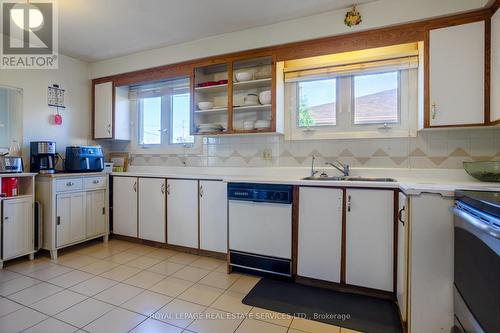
262 149 272 160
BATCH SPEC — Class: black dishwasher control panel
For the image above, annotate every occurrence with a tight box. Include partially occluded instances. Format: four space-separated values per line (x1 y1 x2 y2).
228 183 293 204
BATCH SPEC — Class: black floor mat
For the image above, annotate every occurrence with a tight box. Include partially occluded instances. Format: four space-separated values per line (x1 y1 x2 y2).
242 278 403 333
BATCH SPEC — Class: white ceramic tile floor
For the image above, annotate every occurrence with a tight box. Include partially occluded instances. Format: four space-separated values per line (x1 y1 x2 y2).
0 239 354 333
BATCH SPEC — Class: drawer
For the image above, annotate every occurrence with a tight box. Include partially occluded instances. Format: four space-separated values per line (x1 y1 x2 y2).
55 178 83 192
84 176 107 189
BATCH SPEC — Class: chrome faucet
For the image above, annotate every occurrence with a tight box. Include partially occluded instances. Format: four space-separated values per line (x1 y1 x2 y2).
310 155 319 177
325 160 350 177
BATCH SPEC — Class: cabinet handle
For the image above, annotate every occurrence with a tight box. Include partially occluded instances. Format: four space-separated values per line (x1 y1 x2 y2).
133 181 137 192
166 183 170 195
102 207 105 215
107 124 111 134
4 216 8 220
398 206 405 226
93 179 100 184
199 185 203 197
66 181 74 186
57 216 61 225
161 183 165 194
347 195 351 212
431 102 438 120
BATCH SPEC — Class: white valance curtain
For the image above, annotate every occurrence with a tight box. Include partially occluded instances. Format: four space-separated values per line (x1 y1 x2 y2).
128 77 189 100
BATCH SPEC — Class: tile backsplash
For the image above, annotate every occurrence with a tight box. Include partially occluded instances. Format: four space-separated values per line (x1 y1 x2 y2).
113 128 500 169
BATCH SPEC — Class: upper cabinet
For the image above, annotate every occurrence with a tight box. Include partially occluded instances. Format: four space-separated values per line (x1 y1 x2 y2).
492 7 500 123
191 54 283 135
93 81 130 140
428 21 485 127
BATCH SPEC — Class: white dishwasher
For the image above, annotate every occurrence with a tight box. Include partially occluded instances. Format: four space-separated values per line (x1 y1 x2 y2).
228 183 293 277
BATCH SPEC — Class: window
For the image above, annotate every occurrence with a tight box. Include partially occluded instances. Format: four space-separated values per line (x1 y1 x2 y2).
285 42 420 139
132 77 195 151
353 71 399 125
298 79 336 127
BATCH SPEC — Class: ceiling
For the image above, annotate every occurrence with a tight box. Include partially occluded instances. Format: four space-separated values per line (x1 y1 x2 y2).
59 0 377 62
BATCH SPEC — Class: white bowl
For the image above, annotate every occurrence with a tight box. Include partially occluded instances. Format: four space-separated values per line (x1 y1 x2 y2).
243 120 255 130
235 72 252 82
197 101 214 110
254 71 272 80
243 94 259 106
259 90 271 105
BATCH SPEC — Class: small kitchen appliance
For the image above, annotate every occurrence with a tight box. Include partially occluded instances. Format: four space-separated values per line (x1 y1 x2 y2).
65 146 104 172
0 156 23 173
30 141 56 174
228 183 293 277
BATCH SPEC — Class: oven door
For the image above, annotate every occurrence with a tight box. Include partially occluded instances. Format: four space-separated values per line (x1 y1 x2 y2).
452 203 500 333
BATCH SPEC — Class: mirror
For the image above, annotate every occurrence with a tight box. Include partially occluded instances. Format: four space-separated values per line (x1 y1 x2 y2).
0 86 22 153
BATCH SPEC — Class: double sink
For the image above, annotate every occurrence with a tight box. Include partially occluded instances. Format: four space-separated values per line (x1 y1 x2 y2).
302 175 397 182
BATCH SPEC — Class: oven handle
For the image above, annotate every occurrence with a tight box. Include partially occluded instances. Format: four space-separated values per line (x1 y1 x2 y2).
451 206 500 240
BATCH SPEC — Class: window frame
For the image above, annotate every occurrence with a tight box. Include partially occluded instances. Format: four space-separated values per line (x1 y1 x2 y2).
131 89 200 154
295 77 339 128
286 68 418 140
351 70 401 126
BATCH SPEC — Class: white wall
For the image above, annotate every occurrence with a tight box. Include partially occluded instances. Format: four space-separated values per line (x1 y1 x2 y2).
89 0 488 78
0 55 91 161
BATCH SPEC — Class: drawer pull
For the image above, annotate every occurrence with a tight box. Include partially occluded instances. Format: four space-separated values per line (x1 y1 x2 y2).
93 180 100 184
66 182 74 186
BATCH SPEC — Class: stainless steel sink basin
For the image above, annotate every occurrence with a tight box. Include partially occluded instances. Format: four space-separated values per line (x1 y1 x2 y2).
301 176 397 182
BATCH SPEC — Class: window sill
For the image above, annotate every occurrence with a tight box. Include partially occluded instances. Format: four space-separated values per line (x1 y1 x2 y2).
285 128 416 140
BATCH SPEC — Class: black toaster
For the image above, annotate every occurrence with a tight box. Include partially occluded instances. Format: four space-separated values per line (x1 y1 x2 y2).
65 146 104 172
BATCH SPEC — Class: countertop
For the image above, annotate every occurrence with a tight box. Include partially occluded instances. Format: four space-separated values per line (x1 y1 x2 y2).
36 172 109 178
0 172 37 177
111 166 500 197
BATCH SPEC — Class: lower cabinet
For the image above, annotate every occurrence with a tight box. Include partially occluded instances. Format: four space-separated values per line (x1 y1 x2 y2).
138 178 166 243
199 180 227 253
346 188 394 292
86 190 107 238
113 177 138 237
56 192 86 247
167 179 199 248
2 197 34 260
298 187 343 283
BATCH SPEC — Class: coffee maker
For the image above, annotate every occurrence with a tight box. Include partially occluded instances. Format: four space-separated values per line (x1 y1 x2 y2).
30 141 56 174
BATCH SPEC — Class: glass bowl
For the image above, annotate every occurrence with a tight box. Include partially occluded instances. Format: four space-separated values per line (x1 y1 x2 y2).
463 161 500 182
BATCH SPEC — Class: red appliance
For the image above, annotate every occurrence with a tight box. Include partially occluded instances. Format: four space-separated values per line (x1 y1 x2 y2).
2 177 18 197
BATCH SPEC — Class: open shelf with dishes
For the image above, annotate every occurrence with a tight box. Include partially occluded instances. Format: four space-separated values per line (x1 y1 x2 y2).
192 62 229 134
190 54 282 135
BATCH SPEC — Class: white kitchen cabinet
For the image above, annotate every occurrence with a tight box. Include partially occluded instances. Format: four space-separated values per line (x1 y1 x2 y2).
491 8 500 123
56 192 86 247
93 82 130 140
167 179 199 248
298 187 343 283
429 21 485 126
86 190 107 238
199 180 227 253
113 177 138 238
2 197 33 260
94 81 113 139
346 189 393 292
36 174 109 261
397 192 409 324
138 178 166 243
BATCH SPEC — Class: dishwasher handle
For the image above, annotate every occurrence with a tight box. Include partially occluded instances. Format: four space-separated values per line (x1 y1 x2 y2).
452 206 500 240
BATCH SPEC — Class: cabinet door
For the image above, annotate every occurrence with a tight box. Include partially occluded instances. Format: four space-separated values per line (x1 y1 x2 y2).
492 9 500 122
397 192 409 323
167 179 198 248
199 180 227 253
56 192 86 247
298 187 343 283
113 177 138 237
2 197 33 259
86 190 107 238
346 189 393 291
429 21 485 126
138 178 166 243
94 81 113 139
